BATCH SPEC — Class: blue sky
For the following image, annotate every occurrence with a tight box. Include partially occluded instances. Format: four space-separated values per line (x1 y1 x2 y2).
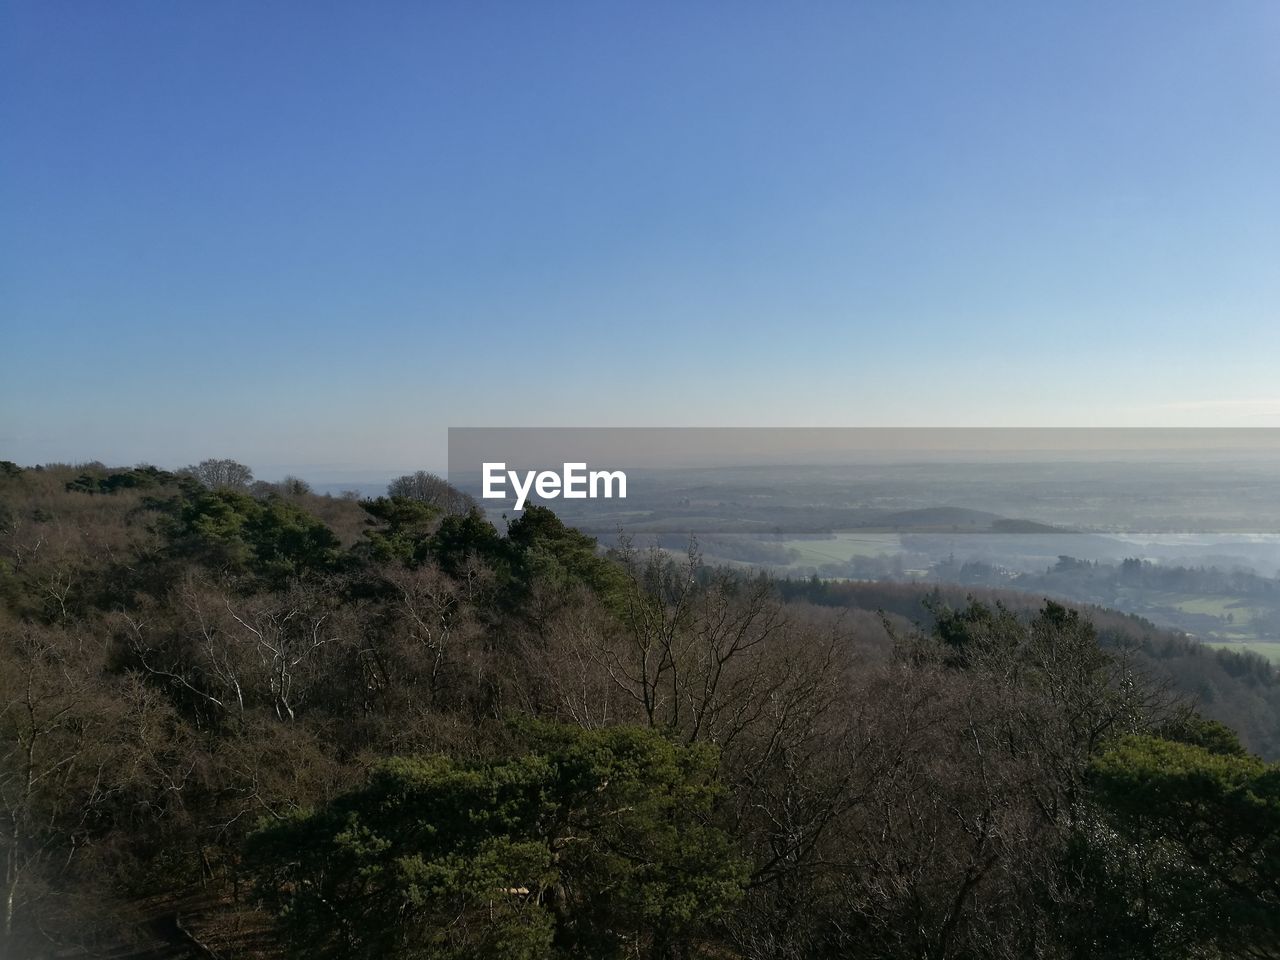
3 2 1278 479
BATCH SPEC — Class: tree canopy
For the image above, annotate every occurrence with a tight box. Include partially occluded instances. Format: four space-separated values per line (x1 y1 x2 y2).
2 459 1280 959
247 723 745 960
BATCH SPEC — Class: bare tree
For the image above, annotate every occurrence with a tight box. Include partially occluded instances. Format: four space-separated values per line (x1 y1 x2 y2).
0 625 156 951
122 577 342 725
181 459 253 489
387 471 476 515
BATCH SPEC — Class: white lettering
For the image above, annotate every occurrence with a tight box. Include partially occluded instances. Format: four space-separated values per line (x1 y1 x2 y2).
483 462 506 499
535 470 561 499
510 469 537 511
590 469 627 499
479 463 627 511
562 462 587 498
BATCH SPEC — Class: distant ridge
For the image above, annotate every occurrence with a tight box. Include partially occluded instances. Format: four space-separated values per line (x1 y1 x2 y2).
861 507 1074 533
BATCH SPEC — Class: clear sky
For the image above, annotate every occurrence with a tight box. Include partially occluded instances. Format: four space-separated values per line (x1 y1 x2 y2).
3 2 1278 479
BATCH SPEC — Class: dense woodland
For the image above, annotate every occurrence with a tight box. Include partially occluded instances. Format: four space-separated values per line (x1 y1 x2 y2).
1 459 1278 959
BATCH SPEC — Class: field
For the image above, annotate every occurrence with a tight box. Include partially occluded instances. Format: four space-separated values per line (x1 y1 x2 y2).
1156 595 1276 640
776 534 903 566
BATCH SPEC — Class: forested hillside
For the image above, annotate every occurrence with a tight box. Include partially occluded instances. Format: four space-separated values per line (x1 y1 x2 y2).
780 578 1280 761
1 460 1278 959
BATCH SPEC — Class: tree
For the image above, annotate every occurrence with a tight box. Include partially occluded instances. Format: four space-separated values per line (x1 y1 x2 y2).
0 625 168 954
388 471 477 516
169 489 342 584
507 506 623 601
246 722 746 960
1087 734 1280 957
182 458 254 489
431 508 508 578
278 475 312 497
360 496 444 565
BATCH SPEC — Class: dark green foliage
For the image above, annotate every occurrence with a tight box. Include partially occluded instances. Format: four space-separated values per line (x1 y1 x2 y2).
170 489 342 583
247 723 745 960
64 465 179 495
359 499 514 578
1087 735 1280 955
927 595 1025 665
506 506 625 600
431 508 508 576
360 495 445 564
922 598 1112 690
359 501 621 603
1156 711 1249 757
